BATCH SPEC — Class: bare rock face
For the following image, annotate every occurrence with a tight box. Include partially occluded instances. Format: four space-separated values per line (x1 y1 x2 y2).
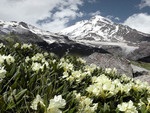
83 53 133 77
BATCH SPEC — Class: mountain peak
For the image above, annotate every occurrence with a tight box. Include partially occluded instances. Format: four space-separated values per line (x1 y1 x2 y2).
60 15 150 43
90 15 113 25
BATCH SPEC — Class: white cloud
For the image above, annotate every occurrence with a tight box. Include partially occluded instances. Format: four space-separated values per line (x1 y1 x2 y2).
89 11 101 16
139 0 150 9
40 19 69 32
0 0 83 32
123 13 150 34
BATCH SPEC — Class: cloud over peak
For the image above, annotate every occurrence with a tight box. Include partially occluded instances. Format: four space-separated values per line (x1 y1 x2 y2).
123 13 150 34
0 0 83 32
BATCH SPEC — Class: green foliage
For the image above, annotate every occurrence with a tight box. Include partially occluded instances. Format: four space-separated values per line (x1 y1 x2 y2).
131 60 150 71
0 42 150 113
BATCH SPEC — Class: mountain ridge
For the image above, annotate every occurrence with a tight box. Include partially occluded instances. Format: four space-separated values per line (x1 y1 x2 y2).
0 16 150 62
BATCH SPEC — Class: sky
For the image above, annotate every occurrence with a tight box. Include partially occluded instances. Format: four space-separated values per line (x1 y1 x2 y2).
0 0 150 34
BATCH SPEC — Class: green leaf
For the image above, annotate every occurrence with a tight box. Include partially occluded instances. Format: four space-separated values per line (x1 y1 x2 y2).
0 95 6 111
103 103 110 113
67 107 76 113
15 89 27 101
28 73 37 90
56 84 64 93
7 63 16 77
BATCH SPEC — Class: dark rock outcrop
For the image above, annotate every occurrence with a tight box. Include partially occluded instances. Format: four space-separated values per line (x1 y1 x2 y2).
83 52 133 77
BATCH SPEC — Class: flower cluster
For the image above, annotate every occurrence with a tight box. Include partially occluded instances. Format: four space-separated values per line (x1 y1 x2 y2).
0 66 6 82
84 64 97 74
31 95 66 113
30 95 45 110
31 53 44 62
117 100 138 113
59 60 74 72
77 57 86 64
0 54 15 65
0 43 5 48
21 43 32 49
13 43 19 48
25 53 49 72
105 68 117 74
60 60 97 83
86 74 133 98
86 74 117 98
31 62 44 72
47 95 66 113
73 91 98 113
132 79 150 92
2 42 150 112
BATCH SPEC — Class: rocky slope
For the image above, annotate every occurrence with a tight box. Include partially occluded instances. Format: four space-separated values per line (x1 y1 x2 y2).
83 52 133 77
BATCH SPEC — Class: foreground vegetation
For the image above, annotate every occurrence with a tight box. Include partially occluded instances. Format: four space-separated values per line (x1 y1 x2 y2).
0 42 150 113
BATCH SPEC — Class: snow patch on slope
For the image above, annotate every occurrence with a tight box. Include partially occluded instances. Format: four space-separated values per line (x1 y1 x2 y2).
77 40 139 54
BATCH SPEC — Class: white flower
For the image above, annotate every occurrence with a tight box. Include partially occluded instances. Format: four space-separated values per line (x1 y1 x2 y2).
121 74 131 82
123 83 132 94
30 94 45 110
44 52 49 56
0 43 5 48
77 58 86 64
80 97 93 106
52 59 56 63
112 68 117 74
0 67 6 80
105 68 112 74
66 76 74 83
84 103 98 113
147 97 150 103
76 95 98 113
13 43 19 48
50 53 54 57
71 70 81 79
73 91 81 100
21 43 32 49
43 61 49 68
138 99 145 107
32 53 44 61
3 55 15 65
84 64 97 74
59 62 73 72
117 100 138 113
47 95 66 113
62 71 69 78
25 56 30 63
32 62 43 72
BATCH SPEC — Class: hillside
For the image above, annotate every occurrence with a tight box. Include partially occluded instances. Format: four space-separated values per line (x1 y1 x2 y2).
1 42 150 112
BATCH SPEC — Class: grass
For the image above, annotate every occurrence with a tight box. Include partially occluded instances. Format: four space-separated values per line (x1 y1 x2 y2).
130 60 150 71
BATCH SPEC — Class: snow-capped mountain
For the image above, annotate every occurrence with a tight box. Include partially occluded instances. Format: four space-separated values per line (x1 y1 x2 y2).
0 19 70 44
60 15 150 61
60 15 149 42
0 19 108 56
0 18 150 62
